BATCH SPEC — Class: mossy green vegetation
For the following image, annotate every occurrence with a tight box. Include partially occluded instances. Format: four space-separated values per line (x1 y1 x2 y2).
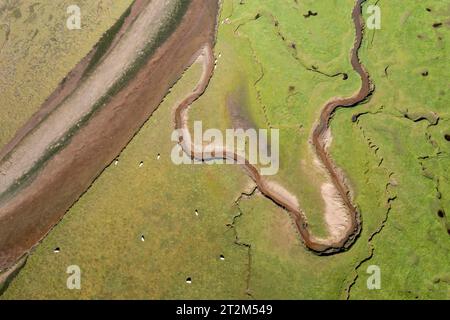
330 0 450 299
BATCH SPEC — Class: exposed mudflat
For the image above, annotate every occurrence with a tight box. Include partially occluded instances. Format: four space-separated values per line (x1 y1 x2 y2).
0 0 220 271
0 0 178 195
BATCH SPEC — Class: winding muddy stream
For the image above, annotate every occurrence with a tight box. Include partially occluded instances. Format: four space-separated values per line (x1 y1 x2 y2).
175 0 373 254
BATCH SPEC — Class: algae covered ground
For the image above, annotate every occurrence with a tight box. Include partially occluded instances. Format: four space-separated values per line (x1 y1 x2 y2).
1 0 449 299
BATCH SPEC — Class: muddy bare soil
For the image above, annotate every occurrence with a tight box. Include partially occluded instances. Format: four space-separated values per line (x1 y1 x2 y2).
0 0 219 271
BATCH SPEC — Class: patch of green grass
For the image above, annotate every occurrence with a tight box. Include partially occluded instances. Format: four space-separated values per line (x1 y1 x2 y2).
329 0 450 299
236 186 388 299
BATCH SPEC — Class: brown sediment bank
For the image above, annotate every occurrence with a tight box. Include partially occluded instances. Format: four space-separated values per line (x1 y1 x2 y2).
175 0 372 254
0 0 185 196
0 0 148 163
0 0 219 271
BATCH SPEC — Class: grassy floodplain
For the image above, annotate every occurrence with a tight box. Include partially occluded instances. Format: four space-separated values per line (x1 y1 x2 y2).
1 0 449 299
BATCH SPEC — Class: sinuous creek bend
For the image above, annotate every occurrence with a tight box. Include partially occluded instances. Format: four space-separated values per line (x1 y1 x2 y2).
175 0 373 254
